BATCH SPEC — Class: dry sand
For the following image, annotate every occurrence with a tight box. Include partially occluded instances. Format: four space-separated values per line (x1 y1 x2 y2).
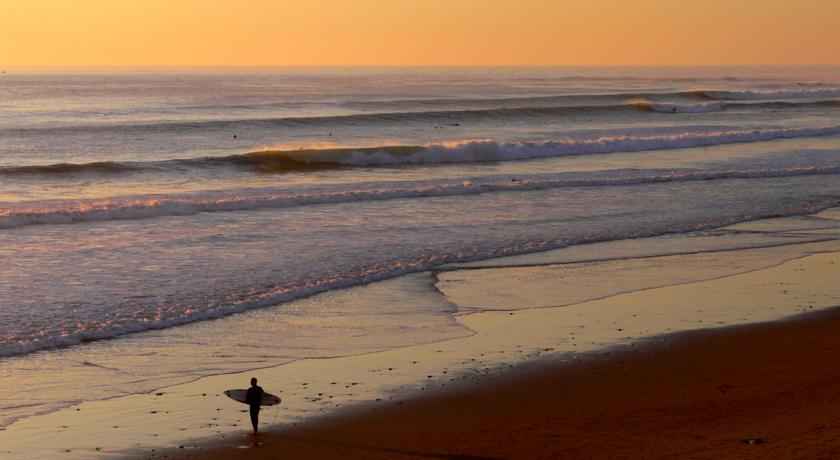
4 214 840 459
155 240 840 460
170 306 840 460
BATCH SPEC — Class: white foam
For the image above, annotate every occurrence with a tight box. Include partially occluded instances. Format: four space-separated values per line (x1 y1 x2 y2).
2 195 840 361
3 160 840 231
276 126 840 166
0 238 555 358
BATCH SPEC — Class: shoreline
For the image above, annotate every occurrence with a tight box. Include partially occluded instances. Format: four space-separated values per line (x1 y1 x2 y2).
156 242 840 459
3 200 837 362
2 212 840 458
172 303 840 460
5 67 840 460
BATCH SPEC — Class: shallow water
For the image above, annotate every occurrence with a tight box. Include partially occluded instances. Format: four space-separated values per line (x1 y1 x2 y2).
2 215 840 459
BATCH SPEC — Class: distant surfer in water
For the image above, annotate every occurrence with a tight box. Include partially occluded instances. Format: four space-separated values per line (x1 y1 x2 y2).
245 377 264 434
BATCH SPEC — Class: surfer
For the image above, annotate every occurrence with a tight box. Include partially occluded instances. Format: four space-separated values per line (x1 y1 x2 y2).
245 377 264 434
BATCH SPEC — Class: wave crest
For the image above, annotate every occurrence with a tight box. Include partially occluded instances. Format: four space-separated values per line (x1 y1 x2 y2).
251 126 840 167
3 125 840 178
3 162 840 230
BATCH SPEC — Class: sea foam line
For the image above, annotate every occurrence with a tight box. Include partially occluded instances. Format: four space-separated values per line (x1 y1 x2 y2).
4 125 840 178
265 126 840 166
3 164 840 230
3 197 840 361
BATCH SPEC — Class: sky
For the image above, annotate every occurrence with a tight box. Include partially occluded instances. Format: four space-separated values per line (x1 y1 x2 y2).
2 0 839 67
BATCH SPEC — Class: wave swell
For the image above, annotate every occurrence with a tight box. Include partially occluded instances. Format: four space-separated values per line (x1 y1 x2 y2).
5 90 838 135
4 163 840 230
4 125 840 178
695 88 840 100
2 195 839 360
246 126 840 167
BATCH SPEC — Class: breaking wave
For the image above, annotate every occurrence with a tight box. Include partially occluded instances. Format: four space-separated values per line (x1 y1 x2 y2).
247 127 840 167
2 192 838 359
3 163 840 230
4 125 840 178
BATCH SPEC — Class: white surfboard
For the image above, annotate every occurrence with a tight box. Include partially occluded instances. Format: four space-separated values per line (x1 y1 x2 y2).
223 389 282 406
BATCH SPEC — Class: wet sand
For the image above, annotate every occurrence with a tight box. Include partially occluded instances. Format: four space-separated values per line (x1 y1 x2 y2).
4 214 840 459
171 305 840 460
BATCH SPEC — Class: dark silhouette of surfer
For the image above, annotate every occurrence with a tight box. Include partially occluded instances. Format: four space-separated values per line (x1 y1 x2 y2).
245 377 264 434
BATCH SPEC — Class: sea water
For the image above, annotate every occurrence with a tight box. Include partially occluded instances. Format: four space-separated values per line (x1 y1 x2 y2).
2 66 840 431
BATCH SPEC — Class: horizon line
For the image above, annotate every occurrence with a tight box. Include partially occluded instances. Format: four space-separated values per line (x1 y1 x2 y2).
3 64 840 69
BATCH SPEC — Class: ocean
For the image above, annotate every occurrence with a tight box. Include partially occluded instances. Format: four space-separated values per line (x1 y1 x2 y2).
2 66 840 437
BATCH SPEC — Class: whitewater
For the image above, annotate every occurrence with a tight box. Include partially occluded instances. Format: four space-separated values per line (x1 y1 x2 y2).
1 66 840 433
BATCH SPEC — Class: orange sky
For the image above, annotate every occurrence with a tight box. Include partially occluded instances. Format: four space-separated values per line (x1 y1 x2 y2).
2 0 839 66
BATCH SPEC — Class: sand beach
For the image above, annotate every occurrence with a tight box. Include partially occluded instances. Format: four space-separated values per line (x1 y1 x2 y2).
2 210 840 459
4 5 840 459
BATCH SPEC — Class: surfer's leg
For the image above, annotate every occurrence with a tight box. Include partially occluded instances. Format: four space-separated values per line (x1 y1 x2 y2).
250 407 259 434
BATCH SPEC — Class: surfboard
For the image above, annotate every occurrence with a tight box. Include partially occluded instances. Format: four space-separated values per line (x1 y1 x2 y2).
223 389 282 406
